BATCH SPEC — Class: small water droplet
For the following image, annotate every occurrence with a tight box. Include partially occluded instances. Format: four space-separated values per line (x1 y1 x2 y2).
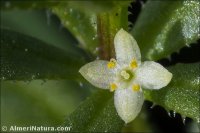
46 10 51 25
173 111 176 117
128 11 132 15
12 40 16 44
79 82 83 87
65 21 70 25
69 8 73 13
31 75 36 79
185 43 190 47
5 1 11 8
181 116 186 125
41 79 46 85
25 80 31 85
31 3 36 8
92 34 98 40
25 48 28 52
168 111 172 117
150 103 156 109
197 118 200 123
95 47 99 52
72 27 77 31
2 77 5 80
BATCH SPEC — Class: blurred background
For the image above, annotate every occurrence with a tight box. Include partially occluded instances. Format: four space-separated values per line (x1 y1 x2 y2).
1 8 94 128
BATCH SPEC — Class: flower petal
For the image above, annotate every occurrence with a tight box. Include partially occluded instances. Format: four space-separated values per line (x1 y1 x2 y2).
114 88 144 123
136 61 172 90
114 28 141 65
79 60 115 89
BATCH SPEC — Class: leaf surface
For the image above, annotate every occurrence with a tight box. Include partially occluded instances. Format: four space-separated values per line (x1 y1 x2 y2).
1 29 86 80
132 1 200 60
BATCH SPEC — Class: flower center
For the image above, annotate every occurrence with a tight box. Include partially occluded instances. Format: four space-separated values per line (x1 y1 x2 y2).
120 70 130 80
120 70 134 81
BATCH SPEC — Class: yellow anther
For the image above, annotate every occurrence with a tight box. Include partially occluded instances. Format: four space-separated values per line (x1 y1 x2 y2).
107 58 116 69
110 83 117 92
132 84 140 92
130 59 138 69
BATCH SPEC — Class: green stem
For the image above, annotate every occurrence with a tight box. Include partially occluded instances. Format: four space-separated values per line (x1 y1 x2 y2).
97 6 128 60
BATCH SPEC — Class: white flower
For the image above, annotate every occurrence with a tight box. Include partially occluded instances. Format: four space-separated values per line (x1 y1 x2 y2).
79 29 172 123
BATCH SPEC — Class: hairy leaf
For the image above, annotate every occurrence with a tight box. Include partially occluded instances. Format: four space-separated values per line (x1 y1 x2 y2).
132 1 200 60
63 90 124 132
1 28 86 80
144 63 200 122
52 5 98 55
64 63 199 131
52 2 131 56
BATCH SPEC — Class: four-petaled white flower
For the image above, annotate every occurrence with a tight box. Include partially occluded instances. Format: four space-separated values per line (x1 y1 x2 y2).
79 29 172 123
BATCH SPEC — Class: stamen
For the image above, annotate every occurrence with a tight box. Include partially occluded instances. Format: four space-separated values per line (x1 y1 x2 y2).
110 83 117 92
132 84 140 92
120 70 130 80
124 73 130 79
107 58 117 69
120 70 126 76
130 59 138 69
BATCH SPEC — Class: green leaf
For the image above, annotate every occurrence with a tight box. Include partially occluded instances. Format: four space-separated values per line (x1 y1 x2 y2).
144 63 200 122
63 90 124 132
1 28 86 80
131 1 200 60
52 5 99 55
1 10 79 54
52 2 131 56
1 1 131 11
1 80 90 126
